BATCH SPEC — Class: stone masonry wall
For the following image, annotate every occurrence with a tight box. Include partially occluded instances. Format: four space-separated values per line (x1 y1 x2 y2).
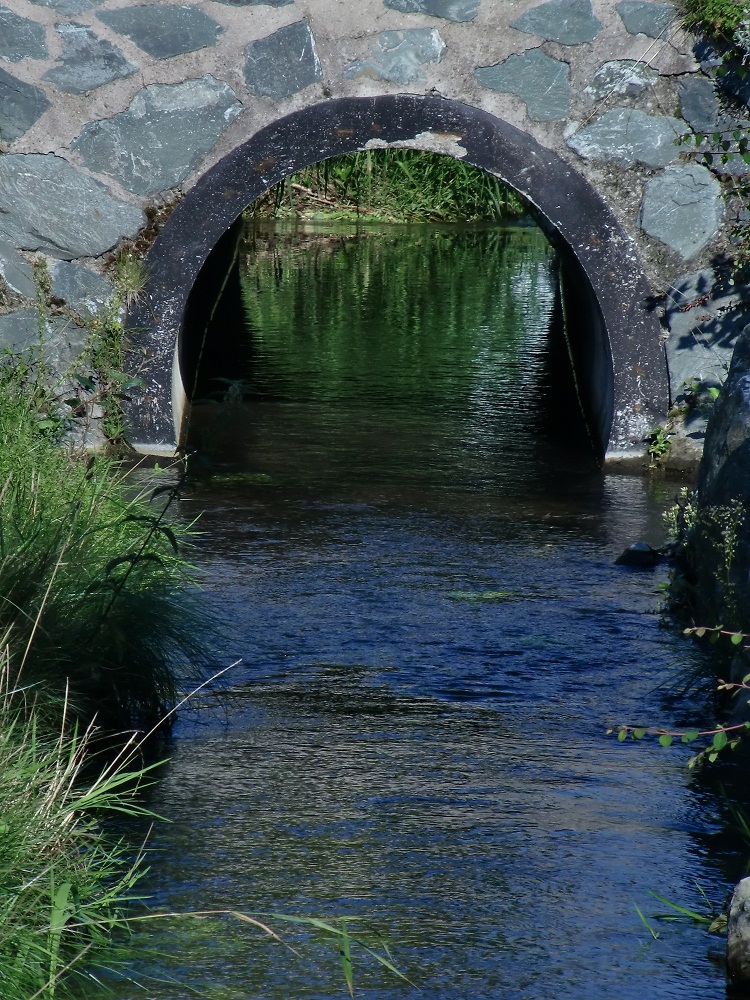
0 0 747 453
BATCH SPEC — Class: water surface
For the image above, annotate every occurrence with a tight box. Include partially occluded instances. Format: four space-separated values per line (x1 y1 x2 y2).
114 224 729 999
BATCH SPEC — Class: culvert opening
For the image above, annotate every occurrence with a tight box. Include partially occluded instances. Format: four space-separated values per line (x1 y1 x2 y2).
179 149 599 481
123 95 666 459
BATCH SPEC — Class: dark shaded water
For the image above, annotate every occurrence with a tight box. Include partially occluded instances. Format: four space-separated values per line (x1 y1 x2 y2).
115 224 732 998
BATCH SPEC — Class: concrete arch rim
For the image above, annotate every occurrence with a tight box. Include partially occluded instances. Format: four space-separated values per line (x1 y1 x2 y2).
123 93 667 458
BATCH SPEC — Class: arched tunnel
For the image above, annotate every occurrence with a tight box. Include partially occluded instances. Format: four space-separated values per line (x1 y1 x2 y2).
123 94 668 460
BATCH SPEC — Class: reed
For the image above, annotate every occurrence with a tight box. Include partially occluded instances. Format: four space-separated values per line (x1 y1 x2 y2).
250 148 527 223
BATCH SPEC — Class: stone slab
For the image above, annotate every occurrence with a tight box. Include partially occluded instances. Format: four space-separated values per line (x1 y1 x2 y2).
0 7 48 63
72 76 242 195
567 107 682 167
0 67 51 144
640 162 722 259
244 20 322 100
29 0 97 13
344 28 445 84
44 24 138 94
678 75 718 133
617 0 676 37
98 5 223 59
0 153 144 259
50 261 114 317
510 0 601 45
0 241 35 300
213 0 293 4
384 0 479 20
664 267 749 399
0 307 88 372
583 59 657 100
475 49 569 121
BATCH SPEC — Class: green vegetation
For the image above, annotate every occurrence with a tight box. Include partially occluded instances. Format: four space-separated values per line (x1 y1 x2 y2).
249 148 528 223
0 270 204 996
680 0 746 39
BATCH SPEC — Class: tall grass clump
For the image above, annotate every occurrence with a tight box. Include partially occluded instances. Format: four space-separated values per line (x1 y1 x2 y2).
0 661 157 999
251 148 527 223
0 348 200 731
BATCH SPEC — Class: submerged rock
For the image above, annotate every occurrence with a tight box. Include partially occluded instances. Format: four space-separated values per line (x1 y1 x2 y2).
614 541 662 567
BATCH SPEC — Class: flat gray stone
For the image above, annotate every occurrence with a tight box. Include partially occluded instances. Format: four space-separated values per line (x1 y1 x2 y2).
43 24 137 94
0 8 48 63
0 67 50 143
72 76 242 195
213 0 293 4
0 154 144 258
29 0 97 14
617 0 676 37
50 261 113 317
244 20 322 100
0 241 35 299
475 49 570 121
97 5 223 59
511 0 601 44
344 28 445 84
567 107 682 167
584 59 657 100
640 162 722 259
384 0 479 21
678 76 718 133
0 307 88 371
665 267 749 398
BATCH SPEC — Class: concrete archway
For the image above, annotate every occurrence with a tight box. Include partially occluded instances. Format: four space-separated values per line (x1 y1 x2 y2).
124 94 667 459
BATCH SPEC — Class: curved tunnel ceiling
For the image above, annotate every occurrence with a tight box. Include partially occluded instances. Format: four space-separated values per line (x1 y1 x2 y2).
123 94 668 458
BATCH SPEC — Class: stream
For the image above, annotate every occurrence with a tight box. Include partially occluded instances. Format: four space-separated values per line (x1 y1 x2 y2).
110 222 733 998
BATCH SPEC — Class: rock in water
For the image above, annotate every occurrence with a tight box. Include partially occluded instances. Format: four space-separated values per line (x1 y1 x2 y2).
614 541 660 567
728 877 750 983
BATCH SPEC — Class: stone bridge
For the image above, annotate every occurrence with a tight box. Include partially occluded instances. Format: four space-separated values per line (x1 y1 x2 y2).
0 0 746 459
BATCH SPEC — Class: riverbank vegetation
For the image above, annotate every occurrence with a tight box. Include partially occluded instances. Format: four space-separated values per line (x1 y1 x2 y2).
0 277 203 995
248 148 528 223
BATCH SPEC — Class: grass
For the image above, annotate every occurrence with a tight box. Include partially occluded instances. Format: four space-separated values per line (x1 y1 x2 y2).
249 148 528 223
0 664 158 1000
0 347 203 731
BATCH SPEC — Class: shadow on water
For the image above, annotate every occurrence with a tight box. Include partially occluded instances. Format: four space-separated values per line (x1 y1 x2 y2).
107 221 737 999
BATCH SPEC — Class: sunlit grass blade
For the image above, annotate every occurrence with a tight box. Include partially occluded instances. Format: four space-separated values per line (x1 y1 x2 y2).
634 903 659 939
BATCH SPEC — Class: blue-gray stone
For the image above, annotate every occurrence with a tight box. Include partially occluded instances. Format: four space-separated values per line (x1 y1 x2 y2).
0 68 50 143
0 307 88 370
617 0 676 37
0 242 35 299
511 0 601 44
244 20 322 100
0 154 144 259
640 163 722 259
97 5 223 59
584 59 657 100
678 76 718 133
50 261 114 318
0 8 48 63
475 49 569 121
72 76 242 196
664 267 749 398
567 107 682 167
43 24 137 94
383 0 478 22
344 28 445 84
213 0 293 4
29 0 97 14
